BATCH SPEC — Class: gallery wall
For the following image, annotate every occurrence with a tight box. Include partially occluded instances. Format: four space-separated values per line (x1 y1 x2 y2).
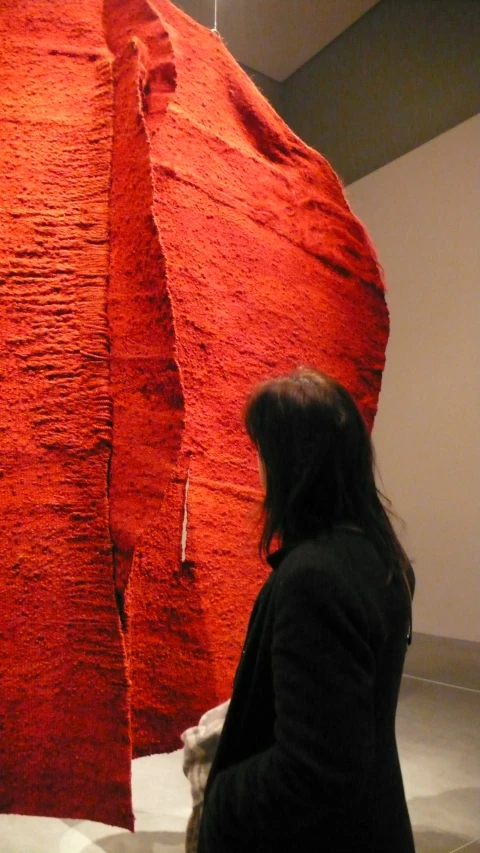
347 113 480 643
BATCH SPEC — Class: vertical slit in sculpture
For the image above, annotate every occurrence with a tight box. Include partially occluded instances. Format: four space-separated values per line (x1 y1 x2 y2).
106 28 184 619
181 469 190 564
103 68 128 632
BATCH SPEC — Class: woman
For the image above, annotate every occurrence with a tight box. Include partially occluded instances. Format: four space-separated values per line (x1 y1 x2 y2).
198 367 416 853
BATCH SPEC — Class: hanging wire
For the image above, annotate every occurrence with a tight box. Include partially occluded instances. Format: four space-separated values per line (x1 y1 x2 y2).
212 0 219 34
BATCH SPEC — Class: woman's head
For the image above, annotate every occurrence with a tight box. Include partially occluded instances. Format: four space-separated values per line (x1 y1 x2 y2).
244 367 408 579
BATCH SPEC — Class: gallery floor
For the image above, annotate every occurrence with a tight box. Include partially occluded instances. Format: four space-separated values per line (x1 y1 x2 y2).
0 634 479 853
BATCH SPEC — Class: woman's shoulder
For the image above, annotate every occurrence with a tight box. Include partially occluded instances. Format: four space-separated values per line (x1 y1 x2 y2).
269 534 375 642
276 530 376 575
272 530 387 606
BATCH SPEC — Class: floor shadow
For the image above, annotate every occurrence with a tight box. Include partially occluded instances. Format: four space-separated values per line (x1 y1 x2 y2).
409 787 480 853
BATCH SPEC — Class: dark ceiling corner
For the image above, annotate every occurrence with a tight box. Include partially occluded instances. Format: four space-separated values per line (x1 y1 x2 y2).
240 64 284 116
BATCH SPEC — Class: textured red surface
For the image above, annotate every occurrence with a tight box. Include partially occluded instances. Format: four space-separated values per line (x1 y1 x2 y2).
104 0 389 755
0 0 389 825
0 0 132 829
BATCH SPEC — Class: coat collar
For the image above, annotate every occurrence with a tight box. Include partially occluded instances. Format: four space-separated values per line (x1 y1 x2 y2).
266 527 365 571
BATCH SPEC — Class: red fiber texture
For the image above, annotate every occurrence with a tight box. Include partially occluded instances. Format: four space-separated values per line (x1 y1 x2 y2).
104 0 389 756
0 0 133 829
0 0 389 826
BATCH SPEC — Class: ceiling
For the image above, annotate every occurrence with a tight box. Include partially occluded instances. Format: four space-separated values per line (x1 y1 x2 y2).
171 0 381 82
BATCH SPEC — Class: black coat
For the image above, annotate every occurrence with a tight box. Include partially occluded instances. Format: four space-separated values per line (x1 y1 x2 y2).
198 529 416 853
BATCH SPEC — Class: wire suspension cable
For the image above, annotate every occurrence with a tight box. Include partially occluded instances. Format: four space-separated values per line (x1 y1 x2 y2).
212 0 219 33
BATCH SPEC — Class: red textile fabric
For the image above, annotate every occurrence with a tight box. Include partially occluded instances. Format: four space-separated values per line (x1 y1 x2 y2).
105 0 389 756
0 0 132 829
0 0 388 825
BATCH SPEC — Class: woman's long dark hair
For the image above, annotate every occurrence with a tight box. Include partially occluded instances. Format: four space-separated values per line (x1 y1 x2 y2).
244 367 411 589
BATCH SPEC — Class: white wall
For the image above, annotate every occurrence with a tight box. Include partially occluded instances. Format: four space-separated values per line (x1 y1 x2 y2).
347 114 480 642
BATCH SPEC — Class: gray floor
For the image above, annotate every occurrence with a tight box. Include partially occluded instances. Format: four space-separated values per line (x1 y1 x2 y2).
398 633 480 853
397 677 479 853
0 633 479 853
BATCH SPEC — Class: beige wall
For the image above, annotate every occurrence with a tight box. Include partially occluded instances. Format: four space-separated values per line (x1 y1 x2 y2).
347 114 480 642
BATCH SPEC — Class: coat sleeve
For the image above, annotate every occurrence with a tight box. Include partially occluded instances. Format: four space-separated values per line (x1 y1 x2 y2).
200 560 376 851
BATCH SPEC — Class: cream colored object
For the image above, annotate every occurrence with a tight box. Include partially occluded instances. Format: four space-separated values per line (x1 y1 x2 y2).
181 701 230 853
181 700 230 807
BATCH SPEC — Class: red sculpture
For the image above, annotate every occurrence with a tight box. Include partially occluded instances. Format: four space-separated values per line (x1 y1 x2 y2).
0 0 388 829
